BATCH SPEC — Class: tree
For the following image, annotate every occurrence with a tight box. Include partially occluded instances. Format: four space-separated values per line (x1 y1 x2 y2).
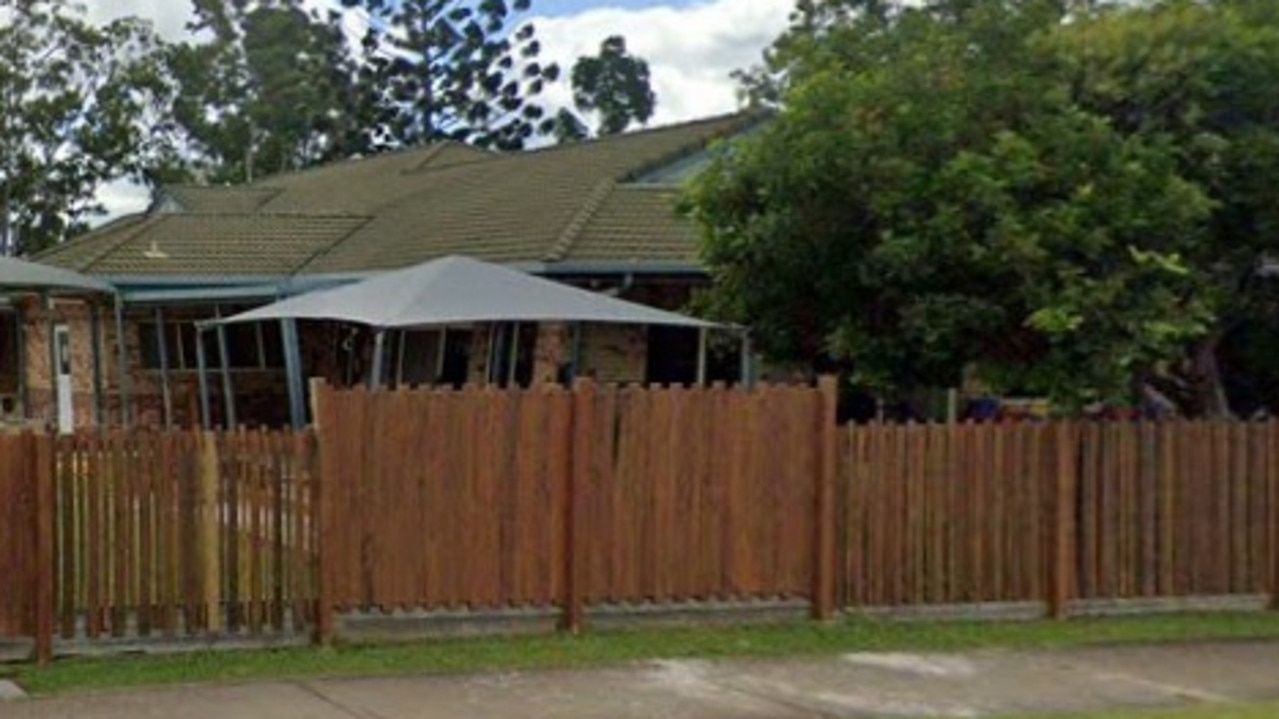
570 35 656 137
0 0 170 255
1046 0 1279 414
689 0 1219 413
166 0 358 184
341 0 560 151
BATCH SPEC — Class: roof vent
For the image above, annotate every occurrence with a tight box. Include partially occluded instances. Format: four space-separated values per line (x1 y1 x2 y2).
143 239 169 260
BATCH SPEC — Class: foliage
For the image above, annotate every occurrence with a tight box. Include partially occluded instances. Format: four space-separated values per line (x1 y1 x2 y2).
165 0 357 184
691 0 1231 411
341 0 560 151
569 35 656 137
0 0 171 255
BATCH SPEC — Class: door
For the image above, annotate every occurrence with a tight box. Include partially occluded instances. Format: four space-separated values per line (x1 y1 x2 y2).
54 324 73 434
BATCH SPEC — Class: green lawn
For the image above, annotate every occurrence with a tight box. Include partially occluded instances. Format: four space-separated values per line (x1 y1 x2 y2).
1001 702 1279 719
7 611 1279 696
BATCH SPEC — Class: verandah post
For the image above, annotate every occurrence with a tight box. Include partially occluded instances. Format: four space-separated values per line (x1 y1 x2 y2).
562 378 593 633
309 378 336 644
33 431 55 666
813 375 839 621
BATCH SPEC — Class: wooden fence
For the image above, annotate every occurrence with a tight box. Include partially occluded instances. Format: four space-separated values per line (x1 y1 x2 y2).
844 421 1279 611
310 380 838 635
3 381 1279 665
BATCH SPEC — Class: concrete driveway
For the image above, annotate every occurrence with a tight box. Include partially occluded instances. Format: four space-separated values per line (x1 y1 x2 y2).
5 639 1279 718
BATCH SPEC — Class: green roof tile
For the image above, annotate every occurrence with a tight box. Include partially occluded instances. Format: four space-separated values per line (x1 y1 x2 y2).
37 112 762 279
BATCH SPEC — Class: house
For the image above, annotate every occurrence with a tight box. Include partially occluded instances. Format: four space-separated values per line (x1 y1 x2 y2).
9 112 765 430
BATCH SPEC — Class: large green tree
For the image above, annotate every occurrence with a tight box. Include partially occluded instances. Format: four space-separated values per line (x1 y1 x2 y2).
690 0 1229 413
342 0 560 151
570 35 656 136
166 0 358 184
0 0 170 254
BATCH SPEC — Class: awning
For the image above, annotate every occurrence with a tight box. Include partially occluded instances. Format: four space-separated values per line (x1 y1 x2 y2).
211 255 721 330
0 258 114 294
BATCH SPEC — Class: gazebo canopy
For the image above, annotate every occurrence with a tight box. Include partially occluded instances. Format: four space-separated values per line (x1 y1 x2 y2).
0 257 114 294
213 255 721 329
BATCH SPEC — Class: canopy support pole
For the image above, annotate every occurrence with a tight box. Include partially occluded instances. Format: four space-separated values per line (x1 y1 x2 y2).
696 327 709 387
16 304 28 419
43 291 56 431
90 303 104 426
435 328 447 384
113 294 131 428
569 322 583 383
370 329 386 390
282 318 306 428
214 305 237 429
739 330 753 388
154 307 173 429
507 321 520 387
195 326 211 429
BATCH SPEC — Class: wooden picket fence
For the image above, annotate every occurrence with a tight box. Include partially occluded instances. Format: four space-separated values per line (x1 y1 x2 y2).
3 380 1278 666
844 421 1279 611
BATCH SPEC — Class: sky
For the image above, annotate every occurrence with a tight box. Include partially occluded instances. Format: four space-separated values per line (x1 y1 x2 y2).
83 0 794 219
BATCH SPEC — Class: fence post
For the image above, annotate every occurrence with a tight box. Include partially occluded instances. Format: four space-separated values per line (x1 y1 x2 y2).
813 376 839 621
1271 420 1279 611
33 432 55 666
309 378 335 644
562 379 592 634
1047 421 1078 619
199 430 223 634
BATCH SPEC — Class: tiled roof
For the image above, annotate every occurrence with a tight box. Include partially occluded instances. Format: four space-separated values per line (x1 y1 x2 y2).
38 112 762 278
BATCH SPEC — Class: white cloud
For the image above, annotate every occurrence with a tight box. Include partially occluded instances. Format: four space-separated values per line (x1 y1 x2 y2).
532 0 791 126
85 0 196 40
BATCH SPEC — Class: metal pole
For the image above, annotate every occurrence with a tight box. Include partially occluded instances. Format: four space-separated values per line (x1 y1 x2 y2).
370 329 386 390
396 329 407 387
507 321 520 387
696 327 709 386
195 325 211 428
90 303 104 426
113 294 131 427
569 322 583 383
15 304 27 419
281 318 305 428
214 305 237 429
43 291 56 430
435 328 447 384
154 307 173 428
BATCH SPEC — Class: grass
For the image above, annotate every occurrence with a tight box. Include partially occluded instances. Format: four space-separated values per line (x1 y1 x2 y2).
10 611 1279 696
1000 702 1279 719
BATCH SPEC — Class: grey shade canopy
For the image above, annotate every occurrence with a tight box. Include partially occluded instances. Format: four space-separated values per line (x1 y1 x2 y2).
215 255 720 329
0 257 114 294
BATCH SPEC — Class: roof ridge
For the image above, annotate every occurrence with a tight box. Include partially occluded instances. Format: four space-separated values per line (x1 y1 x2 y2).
543 180 616 263
167 211 370 220
247 142 480 187
291 215 378 276
514 110 760 161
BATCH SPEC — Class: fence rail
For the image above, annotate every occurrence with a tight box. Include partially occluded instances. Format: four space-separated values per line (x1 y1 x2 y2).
3 380 1278 664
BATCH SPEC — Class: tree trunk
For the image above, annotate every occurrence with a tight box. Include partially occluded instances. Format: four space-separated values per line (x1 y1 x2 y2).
1192 336 1233 418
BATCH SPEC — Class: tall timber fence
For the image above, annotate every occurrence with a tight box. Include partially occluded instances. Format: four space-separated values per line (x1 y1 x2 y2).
1 380 1276 664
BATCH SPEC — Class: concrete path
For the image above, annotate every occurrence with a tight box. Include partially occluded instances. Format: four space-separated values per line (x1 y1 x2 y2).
6 639 1279 718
